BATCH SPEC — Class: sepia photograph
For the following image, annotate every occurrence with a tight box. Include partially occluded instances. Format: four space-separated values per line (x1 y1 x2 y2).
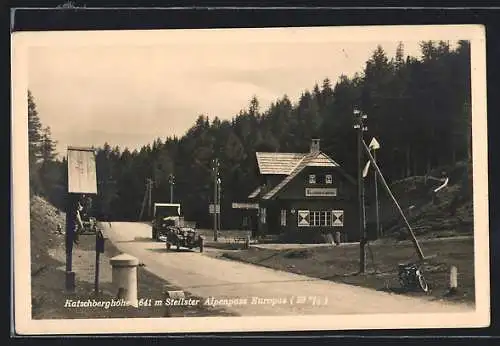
12 24 489 334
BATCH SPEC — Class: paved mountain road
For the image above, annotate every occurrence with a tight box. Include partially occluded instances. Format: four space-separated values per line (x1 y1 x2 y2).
103 222 474 316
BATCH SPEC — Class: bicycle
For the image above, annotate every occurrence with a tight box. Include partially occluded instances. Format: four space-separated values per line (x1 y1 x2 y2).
398 262 429 293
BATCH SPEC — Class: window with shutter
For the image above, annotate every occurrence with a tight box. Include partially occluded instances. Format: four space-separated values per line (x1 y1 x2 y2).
280 209 287 226
260 208 266 224
309 174 316 184
325 174 333 184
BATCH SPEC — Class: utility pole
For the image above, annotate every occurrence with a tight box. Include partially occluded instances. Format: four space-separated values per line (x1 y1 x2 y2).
139 180 148 221
361 140 426 261
65 193 76 291
169 174 175 203
147 178 153 219
217 177 221 231
139 178 153 221
374 149 380 237
369 137 381 238
212 158 219 241
354 108 368 274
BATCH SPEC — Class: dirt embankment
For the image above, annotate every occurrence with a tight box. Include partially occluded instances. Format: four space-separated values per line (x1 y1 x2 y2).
366 161 473 240
29 195 234 319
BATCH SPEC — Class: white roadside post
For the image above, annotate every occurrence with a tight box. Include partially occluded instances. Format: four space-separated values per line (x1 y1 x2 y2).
449 265 458 294
110 253 139 307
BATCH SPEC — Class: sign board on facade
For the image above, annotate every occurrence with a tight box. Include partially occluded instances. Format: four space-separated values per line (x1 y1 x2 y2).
209 204 220 214
231 203 259 209
305 188 337 197
67 147 97 194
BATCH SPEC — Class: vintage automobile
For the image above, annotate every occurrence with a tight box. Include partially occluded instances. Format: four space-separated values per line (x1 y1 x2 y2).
152 203 182 241
164 225 204 253
78 215 98 234
152 203 203 252
84 216 98 232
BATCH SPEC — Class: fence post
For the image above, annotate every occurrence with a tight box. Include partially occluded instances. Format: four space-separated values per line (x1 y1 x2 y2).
110 253 139 307
334 231 341 245
94 230 106 296
245 235 251 249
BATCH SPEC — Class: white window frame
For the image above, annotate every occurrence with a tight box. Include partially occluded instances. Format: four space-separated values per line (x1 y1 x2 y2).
310 211 321 226
325 174 333 184
309 174 316 184
321 211 332 226
260 208 266 224
298 210 344 228
280 209 287 226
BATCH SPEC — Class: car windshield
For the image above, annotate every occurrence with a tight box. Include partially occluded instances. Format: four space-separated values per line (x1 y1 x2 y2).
162 219 176 226
155 207 179 220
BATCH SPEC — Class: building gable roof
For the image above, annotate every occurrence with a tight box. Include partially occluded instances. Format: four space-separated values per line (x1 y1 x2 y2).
255 152 307 175
262 151 343 200
306 152 340 168
248 186 261 199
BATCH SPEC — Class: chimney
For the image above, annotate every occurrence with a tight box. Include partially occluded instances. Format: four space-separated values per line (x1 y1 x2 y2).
310 138 320 153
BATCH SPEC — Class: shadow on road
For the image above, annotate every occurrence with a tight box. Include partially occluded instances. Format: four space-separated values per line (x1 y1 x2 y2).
181 277 320 290
377 286 410 295
115 237 156 243
146 247 200 254
134 237 156 242
317 272 363 280
375 285 451 302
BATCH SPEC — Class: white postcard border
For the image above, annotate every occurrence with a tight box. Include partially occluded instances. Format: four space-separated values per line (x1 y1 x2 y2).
12 24 490 335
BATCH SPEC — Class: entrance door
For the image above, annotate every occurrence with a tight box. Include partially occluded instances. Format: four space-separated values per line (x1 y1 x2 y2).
267 207 280 234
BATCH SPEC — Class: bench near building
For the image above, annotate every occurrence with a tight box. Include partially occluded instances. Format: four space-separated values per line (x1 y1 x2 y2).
241 139 360 243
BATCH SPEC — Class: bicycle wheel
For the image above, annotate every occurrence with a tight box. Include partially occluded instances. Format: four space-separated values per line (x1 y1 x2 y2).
416 271 429 293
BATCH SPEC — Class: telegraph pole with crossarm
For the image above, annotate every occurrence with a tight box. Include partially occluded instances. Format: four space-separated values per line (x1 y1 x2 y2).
168 174 175 203
212 158 219 241
354 107 368 274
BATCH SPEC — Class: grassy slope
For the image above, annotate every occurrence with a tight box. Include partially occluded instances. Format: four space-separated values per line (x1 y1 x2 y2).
29 196 234 319
222 237 475 305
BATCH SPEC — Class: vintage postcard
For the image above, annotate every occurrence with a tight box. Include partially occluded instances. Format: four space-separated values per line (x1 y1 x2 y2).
11 24 489 335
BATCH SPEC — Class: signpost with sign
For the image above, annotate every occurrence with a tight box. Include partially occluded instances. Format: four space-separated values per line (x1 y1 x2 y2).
66 146 98 292
209 204 220 214
211 158 220 241
94 230 105 295
231 202 259 209
67 146 98 194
